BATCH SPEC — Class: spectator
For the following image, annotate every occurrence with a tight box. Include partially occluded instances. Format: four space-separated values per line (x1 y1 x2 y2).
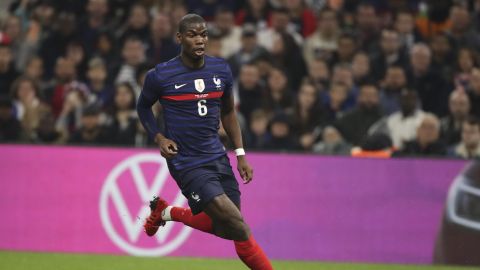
395 113 446 157
446 5 480 51
65 41 88 80
379 65 408 115
264 112 299 151
440 89 471 146
394 10 422 51
252 53 274 86
94 31 117 77
86 57 114 110
55 81 95 134
270 31 307 90
33 109 67 144
9 0 32 33
6 14 41 73
235 0 271 28
351 51 372 86
257 7 303 51
134 64 151 96
370 89 425 149
29 1 56 36
47 57 77 116
429 33 455 82
335 83 383 146
10 76 52 141
407 43 451 117
0 97 21 142
330 64 357 109
291 83 326 150
354 2 380 52
468 68 480 118
77 0 111 57
227 24 269 78
23 56 45 89
284 0 317 37
306 58 330 92
148 12 179 65
312 125 352 155
114 36 147 88
105 83 138 146
322 83 350 123
39 11 77 78
205 28 223 57
303 7 339 64
448 116 480 159
170 3 189 36
0 43 19 97
118 3 151 44
185 0 235 21
3 15 23 62
211 7 242 59
454 48 479 89
329 33 356 68
263 68 294 113
474 0 480 32
237 64 265 124
370 29 408 82
68 105 107 145
246 109 269 150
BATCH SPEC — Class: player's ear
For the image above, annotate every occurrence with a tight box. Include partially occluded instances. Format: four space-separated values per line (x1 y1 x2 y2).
175 32 182 44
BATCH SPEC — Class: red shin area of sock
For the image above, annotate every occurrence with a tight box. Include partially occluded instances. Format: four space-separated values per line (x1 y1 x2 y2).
234 235 273 270
171 207 213 233
171 208 272 269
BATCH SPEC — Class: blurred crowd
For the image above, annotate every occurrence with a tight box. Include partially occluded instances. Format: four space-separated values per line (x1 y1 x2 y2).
0 0 480 159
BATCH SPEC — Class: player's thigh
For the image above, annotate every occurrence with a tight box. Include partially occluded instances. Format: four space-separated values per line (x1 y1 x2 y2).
203 193 244 224
215 157 242 210
172 168 226 215
220 173 241 210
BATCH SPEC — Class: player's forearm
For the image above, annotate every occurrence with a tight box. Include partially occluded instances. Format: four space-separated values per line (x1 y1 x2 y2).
136 92 162 139
221 110 244 150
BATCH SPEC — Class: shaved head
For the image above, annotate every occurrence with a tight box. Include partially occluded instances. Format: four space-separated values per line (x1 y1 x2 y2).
178 14 206 33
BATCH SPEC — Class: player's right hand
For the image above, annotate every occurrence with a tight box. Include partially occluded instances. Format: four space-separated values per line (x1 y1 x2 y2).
155 134 178 159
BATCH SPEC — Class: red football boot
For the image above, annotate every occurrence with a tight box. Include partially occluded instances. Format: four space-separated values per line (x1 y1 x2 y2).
144 196 169 236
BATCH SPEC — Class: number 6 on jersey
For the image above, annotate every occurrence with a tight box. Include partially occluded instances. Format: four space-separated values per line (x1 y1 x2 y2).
197 99 207 116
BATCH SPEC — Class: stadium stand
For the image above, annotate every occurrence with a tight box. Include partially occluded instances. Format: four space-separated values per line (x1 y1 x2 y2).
0 0 479 159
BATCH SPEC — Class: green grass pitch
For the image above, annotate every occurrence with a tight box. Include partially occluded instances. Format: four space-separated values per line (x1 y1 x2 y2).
0 251 477 270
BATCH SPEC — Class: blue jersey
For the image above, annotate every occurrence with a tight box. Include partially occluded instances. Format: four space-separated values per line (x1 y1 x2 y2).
141 55 233 171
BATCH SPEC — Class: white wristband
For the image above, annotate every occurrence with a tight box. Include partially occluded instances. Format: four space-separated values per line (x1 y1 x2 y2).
234 148 246 156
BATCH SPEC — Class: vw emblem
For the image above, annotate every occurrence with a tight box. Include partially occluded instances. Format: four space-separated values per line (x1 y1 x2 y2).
99 153 192 256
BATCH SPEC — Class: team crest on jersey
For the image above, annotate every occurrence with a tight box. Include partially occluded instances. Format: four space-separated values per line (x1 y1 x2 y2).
213 76 222 90
194 79 205 92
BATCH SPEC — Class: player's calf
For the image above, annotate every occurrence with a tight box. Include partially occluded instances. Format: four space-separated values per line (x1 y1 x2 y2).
204 194 251 241
212 213 250 241
203 195 273 269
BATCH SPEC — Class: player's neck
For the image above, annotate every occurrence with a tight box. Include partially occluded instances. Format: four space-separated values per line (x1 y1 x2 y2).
180 53 205 70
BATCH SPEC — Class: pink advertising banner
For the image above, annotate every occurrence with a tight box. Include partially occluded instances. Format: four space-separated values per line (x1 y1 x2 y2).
0 145 466 263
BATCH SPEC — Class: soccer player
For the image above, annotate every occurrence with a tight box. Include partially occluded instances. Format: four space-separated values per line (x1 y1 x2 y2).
136 14 273 270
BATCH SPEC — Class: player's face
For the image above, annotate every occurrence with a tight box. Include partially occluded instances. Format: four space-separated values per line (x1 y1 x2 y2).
178 23 208 60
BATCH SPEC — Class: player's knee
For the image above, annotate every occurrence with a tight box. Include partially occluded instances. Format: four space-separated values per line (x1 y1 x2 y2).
224 215 250 240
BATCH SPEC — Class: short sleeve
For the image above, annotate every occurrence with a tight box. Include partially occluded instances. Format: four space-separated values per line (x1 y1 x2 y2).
141 68 162 102
223 62 234 97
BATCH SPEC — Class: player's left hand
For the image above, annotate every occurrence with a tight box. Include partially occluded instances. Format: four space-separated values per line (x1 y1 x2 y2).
237 156 253 184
